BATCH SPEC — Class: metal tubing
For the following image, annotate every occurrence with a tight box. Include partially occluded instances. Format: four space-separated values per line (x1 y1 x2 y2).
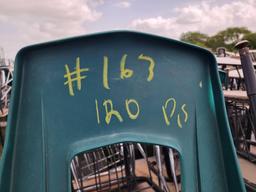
155 145 169 192
168 149 179 192
235 40 256 127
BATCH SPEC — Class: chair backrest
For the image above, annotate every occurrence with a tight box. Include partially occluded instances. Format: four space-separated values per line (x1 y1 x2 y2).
218 69 228 89
0 31 245 192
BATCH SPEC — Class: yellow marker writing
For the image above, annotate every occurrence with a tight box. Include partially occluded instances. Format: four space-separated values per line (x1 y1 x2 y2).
181 104 188 123
177 104 189 128
103 56 110 90
120 54 133 79
138 54 155 82
125 99 140 120
177 114 182 128
95 99 100 124
103 99 123 124
162 97 176 126
64 57 89 96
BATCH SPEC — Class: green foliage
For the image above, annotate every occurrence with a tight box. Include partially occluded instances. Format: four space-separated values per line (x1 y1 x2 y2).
180 32 209 48
244 33 256 49
180 27 256 51
209 27 251 51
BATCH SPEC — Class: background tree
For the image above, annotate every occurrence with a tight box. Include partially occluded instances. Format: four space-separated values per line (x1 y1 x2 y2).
208 27 251 51
180 27 254 52
180 32 209 48
243 33 256 49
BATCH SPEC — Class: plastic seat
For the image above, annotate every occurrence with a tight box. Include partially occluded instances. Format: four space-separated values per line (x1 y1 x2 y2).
0 31 245 192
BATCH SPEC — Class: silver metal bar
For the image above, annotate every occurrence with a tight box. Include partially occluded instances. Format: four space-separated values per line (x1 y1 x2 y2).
136 143 147 159
155 145 169 192
129 143 135 177
71 160 82 192
168 149 179 192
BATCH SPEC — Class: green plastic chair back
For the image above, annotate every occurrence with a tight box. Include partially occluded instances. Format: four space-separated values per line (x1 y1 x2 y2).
0 31 245 192
218 69 229 89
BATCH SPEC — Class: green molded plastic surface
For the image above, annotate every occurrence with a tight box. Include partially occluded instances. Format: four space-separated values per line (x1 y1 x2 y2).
0 31 245 192
218 69 229 88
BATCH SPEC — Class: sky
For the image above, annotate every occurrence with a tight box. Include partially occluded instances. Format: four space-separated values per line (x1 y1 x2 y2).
0 0 256 59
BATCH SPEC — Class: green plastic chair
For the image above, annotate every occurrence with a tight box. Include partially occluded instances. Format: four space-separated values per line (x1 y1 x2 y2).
218 69 229 89
0 31 245 192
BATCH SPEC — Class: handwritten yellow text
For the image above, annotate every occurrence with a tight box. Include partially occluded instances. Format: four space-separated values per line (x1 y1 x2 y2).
162 98 176 126
162 98 189 128
95 99 101 124
120 54 134 79
125 99 140 120
103 56 110 90
64 57 89 96
95 97 188 128
138 54 155 82
103 99 124 124
95 98 141 125
64 53 156 94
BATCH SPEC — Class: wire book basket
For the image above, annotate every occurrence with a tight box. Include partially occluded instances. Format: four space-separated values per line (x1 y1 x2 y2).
71 142 181 192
